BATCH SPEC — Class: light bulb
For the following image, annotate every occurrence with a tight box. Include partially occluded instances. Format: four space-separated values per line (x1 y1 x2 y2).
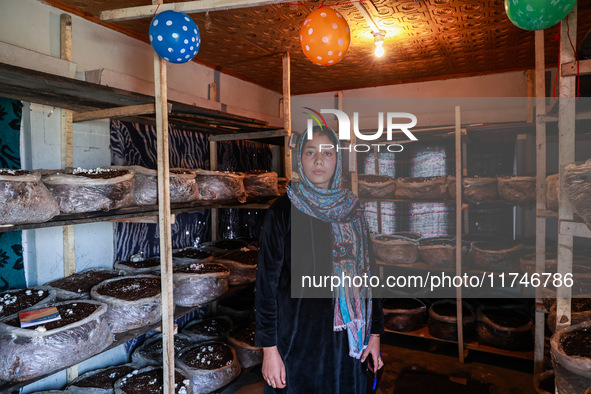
373 30 386 58
375 41 384 57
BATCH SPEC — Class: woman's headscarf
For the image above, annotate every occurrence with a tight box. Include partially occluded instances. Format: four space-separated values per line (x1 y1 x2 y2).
287 127 373 359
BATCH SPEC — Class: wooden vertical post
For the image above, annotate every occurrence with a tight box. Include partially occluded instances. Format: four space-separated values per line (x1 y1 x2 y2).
374 145 382 234
534 29 547 375
461 139 469 235
339 91 358 196
556 5 577 331
283 53 292 180
455 106 464 363
210 141 218 241
153 1 174 391
60 13 75 280
526 70 535 123
524 133 535 236
60 13 77 383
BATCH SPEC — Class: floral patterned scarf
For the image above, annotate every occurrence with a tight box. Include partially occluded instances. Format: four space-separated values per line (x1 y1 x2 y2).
287 128 372 358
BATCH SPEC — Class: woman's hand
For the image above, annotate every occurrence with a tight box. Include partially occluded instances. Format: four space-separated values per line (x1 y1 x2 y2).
262 346 287 389
360 334 383 373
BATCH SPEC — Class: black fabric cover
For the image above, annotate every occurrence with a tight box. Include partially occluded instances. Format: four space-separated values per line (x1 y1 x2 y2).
360 136 516 238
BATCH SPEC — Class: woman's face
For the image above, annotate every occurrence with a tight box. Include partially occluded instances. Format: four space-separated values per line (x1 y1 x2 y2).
301 133 337 189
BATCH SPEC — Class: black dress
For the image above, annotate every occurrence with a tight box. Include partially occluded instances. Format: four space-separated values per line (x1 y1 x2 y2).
255 194 384 394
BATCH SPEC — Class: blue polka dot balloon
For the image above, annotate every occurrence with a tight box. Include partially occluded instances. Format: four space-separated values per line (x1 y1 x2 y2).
149 10 201 64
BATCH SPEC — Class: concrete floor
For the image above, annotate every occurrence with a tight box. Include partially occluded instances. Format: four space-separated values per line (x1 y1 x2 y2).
221 334 535 394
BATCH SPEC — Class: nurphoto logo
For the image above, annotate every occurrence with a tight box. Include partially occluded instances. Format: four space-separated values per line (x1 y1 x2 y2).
303 107 418 152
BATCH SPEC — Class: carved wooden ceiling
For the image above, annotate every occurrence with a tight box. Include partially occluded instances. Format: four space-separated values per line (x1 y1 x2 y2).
44 0 591 94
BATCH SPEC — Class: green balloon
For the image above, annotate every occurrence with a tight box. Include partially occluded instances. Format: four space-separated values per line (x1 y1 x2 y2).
505 0 577 31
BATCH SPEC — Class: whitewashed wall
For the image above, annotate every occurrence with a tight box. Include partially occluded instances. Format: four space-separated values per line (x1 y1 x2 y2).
291 70 539 133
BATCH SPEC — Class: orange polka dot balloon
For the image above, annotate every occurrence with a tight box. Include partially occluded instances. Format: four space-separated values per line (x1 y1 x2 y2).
300 7 351 66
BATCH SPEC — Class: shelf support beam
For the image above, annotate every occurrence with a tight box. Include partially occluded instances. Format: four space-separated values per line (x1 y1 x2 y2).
60 12 78 384
73 103 171 123
556 4 577 332
208 128 287 141
455 105 464 363
152 0 175 389
100 0 286 22
560 220 591 238
537 110 591 122
534 28 547 376
283 52 292 180
561 58 591 77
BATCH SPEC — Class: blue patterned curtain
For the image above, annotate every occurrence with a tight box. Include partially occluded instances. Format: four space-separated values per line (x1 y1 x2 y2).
0 97 24 291
111 120 212 261
110 120 273 260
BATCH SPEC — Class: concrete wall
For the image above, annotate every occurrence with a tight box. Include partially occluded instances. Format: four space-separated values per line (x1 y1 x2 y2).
291 70 536 133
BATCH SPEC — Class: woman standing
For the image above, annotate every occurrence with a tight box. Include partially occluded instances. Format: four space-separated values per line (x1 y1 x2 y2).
255 126 384 393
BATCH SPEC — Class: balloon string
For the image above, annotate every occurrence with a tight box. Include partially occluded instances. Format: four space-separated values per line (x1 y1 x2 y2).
565 18 581 98
153 4 161 17
553 21 581 101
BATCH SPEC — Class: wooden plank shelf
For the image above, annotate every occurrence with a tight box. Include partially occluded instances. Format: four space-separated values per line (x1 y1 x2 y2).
385 327 534 361
560 220 591 239
537 209 584 222
375 259 538 281
0 283 253 393
538 110 591 123
376 259 455 273
0 62 277 136
360 197 535 209
0 196 279 233
464 341 534 361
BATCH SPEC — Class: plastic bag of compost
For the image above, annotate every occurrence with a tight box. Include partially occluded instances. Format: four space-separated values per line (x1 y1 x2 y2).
90 275 161 333
383 298 426 332
475 306 533 349
243 170 278 198
42 167 134 213
448 176 498 202
371 233 420 265
358 174 396 199
181 316 233 343
109 165 200 205
551 321 591 394
67 363 137 394
176 341 241 393
546 173 559 211
194 169 246 203
45 268 124 301
131 333 194 367
496 175 535 205
0 286 56 318
113 366 192 394
0 300 113 381
428 299 475 341
0 169 59 224
173 263 230 307
395 176 448 200
227 322 262 368
564 159 591 231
